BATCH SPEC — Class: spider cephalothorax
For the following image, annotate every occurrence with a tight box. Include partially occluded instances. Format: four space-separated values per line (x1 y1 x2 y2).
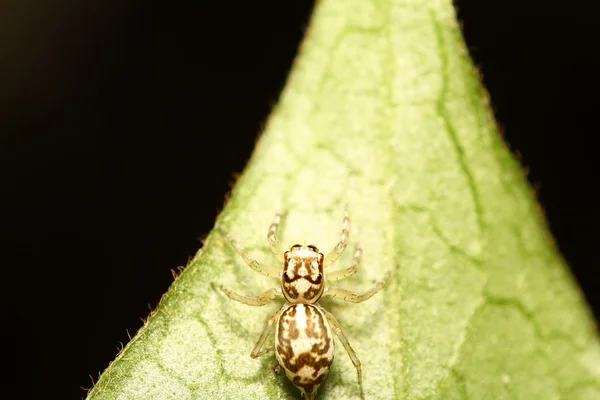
282 244 324 303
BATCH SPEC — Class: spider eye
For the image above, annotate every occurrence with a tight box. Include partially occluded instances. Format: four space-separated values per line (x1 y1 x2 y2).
307 245 318 252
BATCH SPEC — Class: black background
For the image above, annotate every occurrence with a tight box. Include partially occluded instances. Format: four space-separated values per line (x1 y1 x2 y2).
1 1 598 399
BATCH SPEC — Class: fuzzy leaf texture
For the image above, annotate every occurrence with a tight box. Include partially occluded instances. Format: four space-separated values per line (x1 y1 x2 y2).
87 1 600 399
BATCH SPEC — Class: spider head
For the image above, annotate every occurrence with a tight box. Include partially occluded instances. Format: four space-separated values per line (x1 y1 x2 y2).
281 244 324 303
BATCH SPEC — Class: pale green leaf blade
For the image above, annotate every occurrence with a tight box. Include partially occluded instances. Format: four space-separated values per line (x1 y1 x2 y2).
86 1 600 399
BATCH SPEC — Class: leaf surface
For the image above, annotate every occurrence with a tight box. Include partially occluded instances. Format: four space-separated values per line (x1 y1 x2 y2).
87 1 600 399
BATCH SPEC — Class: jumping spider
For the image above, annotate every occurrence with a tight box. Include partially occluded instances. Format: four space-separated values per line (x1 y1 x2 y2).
214 212 393 399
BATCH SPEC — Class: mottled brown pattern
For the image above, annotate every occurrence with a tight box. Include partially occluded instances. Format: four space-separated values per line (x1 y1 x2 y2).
293 371 327 395
284 281 300 299
276 304 334 390
305 306 329 341
304 284 320 300
282 246 325 304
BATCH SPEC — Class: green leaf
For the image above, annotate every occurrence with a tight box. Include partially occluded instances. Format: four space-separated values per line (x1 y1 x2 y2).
87 0 600 399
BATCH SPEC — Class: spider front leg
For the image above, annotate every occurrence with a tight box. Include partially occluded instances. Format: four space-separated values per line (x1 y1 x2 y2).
318 306 364 397
213 284 282 306
217 227 280 278
323 267 395 303
267 213 285 262
251 306 286 358
323 210 350 267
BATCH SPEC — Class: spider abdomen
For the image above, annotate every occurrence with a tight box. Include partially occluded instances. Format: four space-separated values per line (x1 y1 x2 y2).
275 304 334 398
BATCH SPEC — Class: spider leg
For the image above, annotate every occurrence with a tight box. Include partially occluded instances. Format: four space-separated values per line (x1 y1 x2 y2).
214 284 282 306
267 213 285 262
251 306 286 358
318 306 364 397
323 210 350 268
323 266 396 302
326 247 361 281
218 227 280 278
